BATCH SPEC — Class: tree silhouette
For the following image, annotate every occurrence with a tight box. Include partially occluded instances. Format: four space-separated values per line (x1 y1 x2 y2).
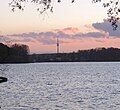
9 0 120 30
9 0 75 14
10 44 30 56
93 0 120 30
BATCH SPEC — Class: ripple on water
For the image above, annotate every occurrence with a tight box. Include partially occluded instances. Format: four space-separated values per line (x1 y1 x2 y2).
1 62 120 110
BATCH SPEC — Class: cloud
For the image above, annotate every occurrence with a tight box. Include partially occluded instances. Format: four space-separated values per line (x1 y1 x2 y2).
0 35 12 42
92 20 120 37
56 27 80 34
73 32 106 39
57 31 72 39
7 32 59 45
4 27 108 45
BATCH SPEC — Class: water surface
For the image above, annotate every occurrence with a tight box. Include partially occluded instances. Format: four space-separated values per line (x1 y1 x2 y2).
0 62 120 110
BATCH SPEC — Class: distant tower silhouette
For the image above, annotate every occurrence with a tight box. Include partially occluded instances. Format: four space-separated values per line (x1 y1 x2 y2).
57 36 60 53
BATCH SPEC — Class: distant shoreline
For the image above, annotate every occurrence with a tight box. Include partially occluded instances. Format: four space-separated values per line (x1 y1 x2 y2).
1 61 120 65
1 44 120 63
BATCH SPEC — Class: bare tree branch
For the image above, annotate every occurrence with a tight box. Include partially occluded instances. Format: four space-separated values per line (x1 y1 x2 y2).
9 0 75 14
9 0 120 30
93 0 120 30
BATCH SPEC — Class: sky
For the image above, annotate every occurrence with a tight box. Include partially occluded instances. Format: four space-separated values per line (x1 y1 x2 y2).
0 0 120 53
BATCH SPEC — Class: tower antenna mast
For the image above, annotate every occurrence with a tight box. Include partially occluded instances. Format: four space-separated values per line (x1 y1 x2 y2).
57 36 59 54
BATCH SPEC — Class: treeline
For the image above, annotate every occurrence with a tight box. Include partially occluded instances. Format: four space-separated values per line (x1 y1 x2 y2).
1 42 120 63
30 47 120 62
0 43 29 63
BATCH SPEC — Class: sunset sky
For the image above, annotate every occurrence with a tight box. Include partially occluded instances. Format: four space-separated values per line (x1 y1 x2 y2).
0 0 120 53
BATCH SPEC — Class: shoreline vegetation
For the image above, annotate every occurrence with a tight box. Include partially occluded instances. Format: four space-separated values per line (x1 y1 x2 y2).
1 43 120 63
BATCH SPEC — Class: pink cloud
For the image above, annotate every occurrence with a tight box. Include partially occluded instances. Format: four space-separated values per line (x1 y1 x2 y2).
1 26 120 53
55 27 80 34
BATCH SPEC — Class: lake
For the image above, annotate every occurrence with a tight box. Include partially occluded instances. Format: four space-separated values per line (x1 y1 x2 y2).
0 62 120 110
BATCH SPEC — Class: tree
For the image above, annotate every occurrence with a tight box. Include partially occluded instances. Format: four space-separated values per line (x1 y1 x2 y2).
9 0 75 13
93 0 120 30
10 44 30 56
0 43 9 83
0 43 9 62
9 0 120 30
